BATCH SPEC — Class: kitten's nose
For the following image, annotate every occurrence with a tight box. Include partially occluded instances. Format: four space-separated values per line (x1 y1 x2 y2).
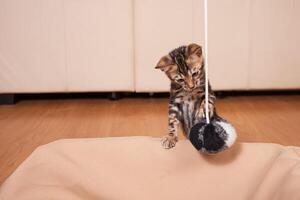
186 76 195 90
187 81 195 89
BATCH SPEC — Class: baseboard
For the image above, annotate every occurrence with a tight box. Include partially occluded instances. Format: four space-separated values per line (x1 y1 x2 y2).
1 90 299 104
0 94 16 105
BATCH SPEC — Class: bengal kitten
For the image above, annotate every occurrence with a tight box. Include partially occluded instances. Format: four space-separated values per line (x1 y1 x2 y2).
155 43 216 149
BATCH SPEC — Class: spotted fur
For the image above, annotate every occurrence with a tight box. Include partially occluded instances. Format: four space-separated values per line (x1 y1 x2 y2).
156 43 216 149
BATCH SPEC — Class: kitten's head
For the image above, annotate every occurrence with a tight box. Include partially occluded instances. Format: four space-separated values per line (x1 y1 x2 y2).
155 43 204 91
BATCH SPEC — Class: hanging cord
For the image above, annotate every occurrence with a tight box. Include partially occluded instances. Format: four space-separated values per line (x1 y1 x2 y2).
204 0 210 124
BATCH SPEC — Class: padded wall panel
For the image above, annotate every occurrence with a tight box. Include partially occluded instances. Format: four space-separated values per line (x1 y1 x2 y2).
208 0 250 90
248 0 300 89
65 0 134 92
0 0 66 93
134 0 204 92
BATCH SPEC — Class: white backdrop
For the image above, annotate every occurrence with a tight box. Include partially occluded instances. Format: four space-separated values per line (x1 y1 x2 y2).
0 0 299 93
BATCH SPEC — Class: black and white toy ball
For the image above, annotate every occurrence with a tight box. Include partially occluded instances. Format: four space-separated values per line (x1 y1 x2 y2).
189 115 237 154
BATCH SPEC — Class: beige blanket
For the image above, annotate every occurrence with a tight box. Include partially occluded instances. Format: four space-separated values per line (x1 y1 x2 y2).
0 137 300 200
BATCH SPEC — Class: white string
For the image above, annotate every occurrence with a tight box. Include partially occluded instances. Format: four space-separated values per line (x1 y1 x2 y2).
204 0 210 124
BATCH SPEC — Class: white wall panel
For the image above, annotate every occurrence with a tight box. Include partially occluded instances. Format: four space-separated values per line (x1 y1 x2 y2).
0 0 66 93
134 0 204 92
65 0 134 92
248 0 300 89
209 0 250 90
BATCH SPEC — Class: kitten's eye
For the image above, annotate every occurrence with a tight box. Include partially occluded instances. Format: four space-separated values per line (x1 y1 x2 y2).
176 78 185 83
192 71 199 77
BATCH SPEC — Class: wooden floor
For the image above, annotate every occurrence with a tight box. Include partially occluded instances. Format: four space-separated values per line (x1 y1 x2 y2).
0 95 300 184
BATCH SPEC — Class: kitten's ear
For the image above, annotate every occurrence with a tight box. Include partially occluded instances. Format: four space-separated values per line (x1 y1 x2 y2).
186 43 203 67
186 43 202 58
155 55 174 72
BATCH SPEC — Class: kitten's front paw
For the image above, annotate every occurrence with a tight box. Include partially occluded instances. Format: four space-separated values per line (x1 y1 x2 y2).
208 104 214 117
199 105 205 118
161 135 178 149
199 103 214 119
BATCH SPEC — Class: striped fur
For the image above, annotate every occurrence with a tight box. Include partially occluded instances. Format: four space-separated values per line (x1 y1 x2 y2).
156 44 216 149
